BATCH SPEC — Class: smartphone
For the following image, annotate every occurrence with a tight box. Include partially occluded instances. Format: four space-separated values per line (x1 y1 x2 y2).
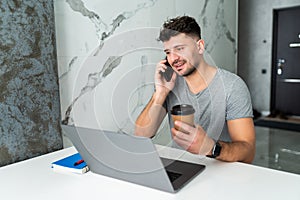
161 57 174 82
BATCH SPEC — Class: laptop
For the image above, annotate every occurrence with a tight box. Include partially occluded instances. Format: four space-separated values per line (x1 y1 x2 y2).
61 124 205 193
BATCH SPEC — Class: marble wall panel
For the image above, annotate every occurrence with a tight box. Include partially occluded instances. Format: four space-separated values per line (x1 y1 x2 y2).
54 0 237 145
0 0 62 166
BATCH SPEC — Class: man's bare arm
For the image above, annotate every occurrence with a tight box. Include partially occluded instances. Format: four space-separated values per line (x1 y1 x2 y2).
171 117 255 164
135 59 177 138
135 92 167 137
216 118 256 163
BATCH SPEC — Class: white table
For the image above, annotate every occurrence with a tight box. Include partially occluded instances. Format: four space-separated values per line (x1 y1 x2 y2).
1 145 299 200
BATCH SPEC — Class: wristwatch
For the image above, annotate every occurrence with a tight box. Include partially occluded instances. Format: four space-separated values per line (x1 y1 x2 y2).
209 141 222 158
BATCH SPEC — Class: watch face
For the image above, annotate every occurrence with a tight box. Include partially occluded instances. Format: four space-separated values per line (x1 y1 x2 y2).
212 141 222 158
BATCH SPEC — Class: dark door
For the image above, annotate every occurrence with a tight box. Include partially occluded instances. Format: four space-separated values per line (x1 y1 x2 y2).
271 6 300 116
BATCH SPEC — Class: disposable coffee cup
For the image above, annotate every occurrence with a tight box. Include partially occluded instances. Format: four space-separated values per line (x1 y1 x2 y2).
171 104 195 132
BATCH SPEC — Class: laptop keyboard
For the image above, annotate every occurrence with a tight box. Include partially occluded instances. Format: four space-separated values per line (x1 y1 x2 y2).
166 170 182 182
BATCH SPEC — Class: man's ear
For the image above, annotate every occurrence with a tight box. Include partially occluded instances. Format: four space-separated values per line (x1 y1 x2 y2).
197 39 205 54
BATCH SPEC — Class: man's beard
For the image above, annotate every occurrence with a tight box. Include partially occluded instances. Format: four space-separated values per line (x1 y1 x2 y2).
182 66 196 77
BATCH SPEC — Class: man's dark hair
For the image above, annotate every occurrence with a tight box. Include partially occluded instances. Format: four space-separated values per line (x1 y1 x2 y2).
158 16 201 42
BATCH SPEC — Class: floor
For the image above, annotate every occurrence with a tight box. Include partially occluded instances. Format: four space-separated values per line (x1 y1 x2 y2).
253 126 300 175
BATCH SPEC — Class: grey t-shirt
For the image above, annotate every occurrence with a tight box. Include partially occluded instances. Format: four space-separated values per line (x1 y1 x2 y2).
164 67 253 142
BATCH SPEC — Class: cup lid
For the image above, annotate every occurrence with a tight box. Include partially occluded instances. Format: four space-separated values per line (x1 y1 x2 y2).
171 104 195 115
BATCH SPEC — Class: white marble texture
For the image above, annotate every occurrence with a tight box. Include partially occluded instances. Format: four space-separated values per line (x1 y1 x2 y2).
54 0 237 143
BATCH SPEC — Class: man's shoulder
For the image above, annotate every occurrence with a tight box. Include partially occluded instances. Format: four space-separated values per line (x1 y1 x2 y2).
218 68 239 79
217 68 245 85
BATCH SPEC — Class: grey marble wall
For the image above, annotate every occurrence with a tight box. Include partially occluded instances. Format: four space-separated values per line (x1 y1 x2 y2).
238 0 300 114
0 0 62 166
54 0 238 146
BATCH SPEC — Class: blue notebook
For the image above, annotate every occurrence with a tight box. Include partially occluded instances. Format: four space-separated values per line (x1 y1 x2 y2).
51 153 89 174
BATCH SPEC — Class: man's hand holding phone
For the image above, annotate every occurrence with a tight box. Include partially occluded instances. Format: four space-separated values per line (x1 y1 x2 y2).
155 57 176 95
160 57 174 82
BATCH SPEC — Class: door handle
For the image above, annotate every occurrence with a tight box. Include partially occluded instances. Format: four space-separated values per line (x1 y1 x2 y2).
280 79 300 83
289 43 300 48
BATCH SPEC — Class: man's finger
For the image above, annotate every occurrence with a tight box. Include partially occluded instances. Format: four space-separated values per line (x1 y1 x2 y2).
174 120 195 134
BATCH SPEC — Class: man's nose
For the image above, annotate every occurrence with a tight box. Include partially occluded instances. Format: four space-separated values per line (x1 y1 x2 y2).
168 53 180 65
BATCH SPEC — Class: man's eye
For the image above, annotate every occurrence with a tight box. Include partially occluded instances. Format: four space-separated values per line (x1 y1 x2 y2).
176 47 184 51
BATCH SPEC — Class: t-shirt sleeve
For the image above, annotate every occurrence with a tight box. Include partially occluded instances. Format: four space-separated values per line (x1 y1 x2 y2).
226 77 253 120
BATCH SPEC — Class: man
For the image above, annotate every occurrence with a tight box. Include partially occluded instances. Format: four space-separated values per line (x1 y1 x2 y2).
135 16 255 163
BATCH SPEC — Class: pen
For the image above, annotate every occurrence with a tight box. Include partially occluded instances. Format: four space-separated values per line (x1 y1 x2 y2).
74 159 84 166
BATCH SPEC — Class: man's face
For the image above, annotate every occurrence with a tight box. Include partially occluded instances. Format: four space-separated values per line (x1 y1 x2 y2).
163 33 202 77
